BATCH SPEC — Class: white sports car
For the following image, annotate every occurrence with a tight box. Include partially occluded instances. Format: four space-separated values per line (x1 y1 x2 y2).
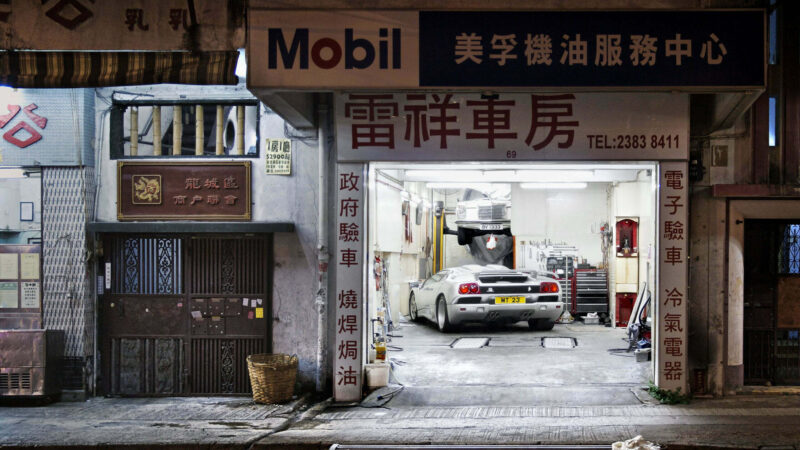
409 265 562 332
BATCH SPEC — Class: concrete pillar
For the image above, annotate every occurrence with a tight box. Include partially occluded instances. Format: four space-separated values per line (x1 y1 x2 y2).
689 186 728 396
726 203 745 393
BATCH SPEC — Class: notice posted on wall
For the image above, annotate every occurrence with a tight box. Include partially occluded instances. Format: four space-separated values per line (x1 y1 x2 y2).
0 253 18 279
21 281 39 308
0 282 18 308
21 253 39 280
265 139 292 175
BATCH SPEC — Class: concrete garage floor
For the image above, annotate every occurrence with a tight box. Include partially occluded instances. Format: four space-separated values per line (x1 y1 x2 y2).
383 318 653 407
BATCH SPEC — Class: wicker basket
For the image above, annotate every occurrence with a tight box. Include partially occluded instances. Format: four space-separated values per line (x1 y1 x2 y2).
247 353 298 404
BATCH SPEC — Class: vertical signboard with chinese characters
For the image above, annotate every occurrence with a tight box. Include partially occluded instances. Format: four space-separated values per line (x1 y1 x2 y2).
334 164 365 401
657 162 689 393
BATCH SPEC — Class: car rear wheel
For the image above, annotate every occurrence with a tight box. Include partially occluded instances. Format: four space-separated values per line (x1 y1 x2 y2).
436 296 455 332
529 319 556 331
409 293 420 322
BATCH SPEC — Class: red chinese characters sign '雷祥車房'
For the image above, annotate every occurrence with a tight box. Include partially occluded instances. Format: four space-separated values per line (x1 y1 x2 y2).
335 92 688 162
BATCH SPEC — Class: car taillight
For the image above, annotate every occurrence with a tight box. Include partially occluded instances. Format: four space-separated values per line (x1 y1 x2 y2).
540 282 559 293
459 283 479 294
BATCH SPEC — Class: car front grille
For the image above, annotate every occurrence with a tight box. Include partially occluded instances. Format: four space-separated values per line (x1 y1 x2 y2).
493 204 506 218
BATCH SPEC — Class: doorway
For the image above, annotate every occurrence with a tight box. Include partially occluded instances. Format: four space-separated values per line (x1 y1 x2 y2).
100 234 272 395
744 220 800 385
365 162 657 405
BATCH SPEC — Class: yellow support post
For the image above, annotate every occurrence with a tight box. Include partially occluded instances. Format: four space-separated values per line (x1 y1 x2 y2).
235 105 244 155
152 106 162 156
195 105 204 156
215 105 224 155
172 105 182 155
129 107 138 156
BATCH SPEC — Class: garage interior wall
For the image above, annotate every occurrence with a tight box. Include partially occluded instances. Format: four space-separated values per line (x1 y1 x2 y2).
369 171 430 325
511 183 609 267
608 171 657 325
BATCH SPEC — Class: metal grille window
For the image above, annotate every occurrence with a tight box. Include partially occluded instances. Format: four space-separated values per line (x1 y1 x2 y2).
110 102 259 159
190 238 268 295
778 224 800 274
109 237 183 294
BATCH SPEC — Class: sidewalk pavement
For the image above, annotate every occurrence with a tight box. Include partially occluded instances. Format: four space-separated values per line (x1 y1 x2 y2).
253 391 800 450
0 394 314 449
1 392 800 449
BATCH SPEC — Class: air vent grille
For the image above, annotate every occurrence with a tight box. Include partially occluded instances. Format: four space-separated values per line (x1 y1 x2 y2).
0 372 32 390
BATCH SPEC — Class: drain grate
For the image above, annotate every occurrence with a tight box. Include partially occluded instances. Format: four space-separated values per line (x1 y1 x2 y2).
451 337 490 349
541 337 577 349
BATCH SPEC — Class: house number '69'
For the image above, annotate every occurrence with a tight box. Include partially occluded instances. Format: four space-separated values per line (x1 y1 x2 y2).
506 151 517 159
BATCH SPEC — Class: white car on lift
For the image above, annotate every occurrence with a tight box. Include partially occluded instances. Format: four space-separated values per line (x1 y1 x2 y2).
408 265 562 332
453 188 512 245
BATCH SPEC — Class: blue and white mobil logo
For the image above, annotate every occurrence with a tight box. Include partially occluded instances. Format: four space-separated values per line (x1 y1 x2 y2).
249 10 417 88
268 27 402 70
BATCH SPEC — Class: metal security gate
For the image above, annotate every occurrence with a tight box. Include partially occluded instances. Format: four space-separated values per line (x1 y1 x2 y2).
744 221 800 385
100 235 272 395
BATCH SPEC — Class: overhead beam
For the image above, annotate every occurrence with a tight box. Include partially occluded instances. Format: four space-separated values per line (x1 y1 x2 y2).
251 90 316 130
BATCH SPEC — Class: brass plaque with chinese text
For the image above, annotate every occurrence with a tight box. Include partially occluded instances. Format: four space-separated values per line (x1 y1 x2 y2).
117 162 250 220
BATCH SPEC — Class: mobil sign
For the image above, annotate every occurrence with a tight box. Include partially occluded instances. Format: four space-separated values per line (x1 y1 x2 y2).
248 9 765 91
248 10 418 89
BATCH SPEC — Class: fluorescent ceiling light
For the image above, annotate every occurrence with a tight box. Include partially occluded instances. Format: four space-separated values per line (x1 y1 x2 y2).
0 168 26 179
407 169 594 182
426 182 496 190
407 170 483 181
520 182 588 190
516 170 593 182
